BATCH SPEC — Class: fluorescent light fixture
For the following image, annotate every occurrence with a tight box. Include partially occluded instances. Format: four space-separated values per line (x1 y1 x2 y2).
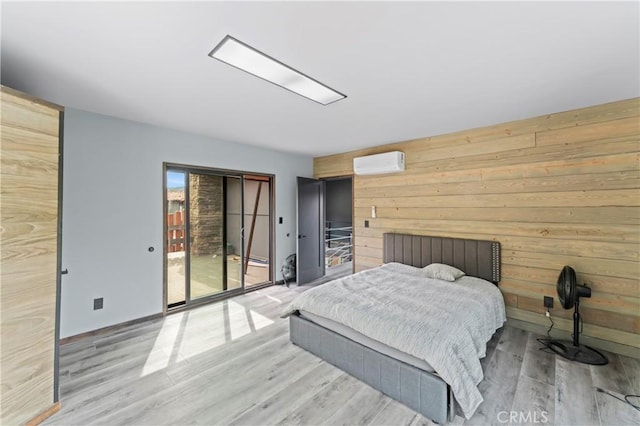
209 35 346 105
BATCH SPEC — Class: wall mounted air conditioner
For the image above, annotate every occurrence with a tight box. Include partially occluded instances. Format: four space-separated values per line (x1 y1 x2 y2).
353 151 405 175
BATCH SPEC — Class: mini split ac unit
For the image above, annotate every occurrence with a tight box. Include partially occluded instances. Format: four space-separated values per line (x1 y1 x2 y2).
353 151 405 175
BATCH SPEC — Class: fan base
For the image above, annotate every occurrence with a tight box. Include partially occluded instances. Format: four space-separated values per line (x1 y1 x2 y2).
542 339 608 365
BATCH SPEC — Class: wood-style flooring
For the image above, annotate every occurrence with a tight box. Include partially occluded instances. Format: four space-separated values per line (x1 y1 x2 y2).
48 268 639 425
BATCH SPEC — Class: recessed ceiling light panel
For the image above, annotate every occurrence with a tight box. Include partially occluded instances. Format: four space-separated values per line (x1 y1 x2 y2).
209 35 346 105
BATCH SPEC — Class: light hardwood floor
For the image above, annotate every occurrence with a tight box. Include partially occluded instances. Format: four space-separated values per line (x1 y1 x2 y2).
48 271 639 426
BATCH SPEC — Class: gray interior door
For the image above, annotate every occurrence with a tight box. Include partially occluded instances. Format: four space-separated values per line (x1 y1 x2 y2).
296 177 325 284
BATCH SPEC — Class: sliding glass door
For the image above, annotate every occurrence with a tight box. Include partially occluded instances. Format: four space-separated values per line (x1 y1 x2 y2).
225 176 243 292
187 172 243 300
243 176 272 287
166 170 187 306
165 165 272 310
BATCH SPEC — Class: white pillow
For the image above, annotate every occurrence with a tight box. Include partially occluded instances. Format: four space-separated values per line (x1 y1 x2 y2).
423 263 465 282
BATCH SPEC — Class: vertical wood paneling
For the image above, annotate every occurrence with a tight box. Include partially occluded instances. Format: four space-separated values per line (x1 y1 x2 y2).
1 86 62 424
314 98 640 351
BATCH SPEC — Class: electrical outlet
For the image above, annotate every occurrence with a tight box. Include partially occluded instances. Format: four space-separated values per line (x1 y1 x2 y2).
94 297 103 310
543 296 553 309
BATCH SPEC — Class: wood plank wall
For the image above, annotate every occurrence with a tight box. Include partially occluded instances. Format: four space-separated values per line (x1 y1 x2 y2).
1 87 62 424
314 98 640 354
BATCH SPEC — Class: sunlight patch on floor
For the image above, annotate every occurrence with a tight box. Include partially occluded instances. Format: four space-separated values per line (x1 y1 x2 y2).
229 300 274 340
141 312 184 376
178 299 274 360
266 294 282 304
141 300 274 377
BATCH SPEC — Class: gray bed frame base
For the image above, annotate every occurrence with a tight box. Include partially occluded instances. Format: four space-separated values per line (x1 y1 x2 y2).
290 314 454 424
289 233 502 424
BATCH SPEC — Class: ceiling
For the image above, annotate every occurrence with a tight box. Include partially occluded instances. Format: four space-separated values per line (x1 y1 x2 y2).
2 1 638 157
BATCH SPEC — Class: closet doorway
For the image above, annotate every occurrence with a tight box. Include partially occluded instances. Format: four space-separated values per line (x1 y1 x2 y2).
164 164 273 310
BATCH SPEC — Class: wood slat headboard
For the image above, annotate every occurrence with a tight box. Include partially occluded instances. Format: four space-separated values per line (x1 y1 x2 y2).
383 233 501 283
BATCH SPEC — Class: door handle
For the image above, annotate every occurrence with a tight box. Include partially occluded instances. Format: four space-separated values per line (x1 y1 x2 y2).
298 234 307 239
61 269 69 275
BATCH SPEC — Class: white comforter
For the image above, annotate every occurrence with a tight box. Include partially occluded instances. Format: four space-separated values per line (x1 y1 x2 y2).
282 262 506 419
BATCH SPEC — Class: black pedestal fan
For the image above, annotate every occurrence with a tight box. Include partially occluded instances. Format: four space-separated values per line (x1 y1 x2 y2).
542 265 608 365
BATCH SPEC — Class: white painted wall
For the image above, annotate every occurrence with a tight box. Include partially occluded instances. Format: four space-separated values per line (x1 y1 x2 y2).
60 108 313 338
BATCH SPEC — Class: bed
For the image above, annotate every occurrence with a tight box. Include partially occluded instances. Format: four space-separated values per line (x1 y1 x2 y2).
282 233 504 424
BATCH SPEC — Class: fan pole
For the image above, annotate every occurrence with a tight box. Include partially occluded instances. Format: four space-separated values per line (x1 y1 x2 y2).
573 299 580 347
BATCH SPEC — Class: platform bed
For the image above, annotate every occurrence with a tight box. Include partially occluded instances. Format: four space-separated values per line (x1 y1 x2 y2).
288 233 501 424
